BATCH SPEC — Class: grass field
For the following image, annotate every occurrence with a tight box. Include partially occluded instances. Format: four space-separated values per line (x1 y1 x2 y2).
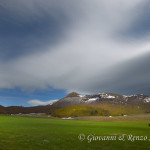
76 114 150 122
0 115 150 150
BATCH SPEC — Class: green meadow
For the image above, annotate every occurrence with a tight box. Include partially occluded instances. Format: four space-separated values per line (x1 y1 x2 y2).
0 115 150 150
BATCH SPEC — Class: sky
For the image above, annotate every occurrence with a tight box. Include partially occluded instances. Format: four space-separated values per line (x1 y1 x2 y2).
0 0 150 106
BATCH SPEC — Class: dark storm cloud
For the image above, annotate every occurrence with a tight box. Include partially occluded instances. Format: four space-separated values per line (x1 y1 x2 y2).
117 0 150 40
111 52 150 94
0 0 150 95
84 52 150 95
0 0 70 60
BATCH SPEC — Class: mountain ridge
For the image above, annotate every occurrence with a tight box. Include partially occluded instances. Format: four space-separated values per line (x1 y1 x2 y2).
52 92 150 107
0 92 150 115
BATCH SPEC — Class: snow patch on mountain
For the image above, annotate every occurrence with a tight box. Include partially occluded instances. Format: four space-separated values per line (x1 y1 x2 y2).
88 97 99 101
79 95 85 98
144 97 150 103
100 93 115 99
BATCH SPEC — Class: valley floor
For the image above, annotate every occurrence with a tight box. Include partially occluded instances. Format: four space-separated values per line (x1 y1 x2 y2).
75 114 150 122
0 115 150 150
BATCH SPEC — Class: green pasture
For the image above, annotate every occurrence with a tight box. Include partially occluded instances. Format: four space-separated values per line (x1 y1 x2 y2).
0 115 150 150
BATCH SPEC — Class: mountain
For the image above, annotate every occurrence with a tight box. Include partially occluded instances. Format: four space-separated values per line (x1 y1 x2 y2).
52 92 150 107
51 92 150 117
0 92 150 115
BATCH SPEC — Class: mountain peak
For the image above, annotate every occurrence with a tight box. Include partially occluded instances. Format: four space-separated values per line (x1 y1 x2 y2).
65 92 80 97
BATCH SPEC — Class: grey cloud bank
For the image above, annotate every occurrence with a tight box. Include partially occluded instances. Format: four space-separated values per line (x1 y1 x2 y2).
0 0 150 95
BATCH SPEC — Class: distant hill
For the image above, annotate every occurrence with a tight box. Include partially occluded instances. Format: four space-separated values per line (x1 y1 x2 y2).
0 105 54 114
